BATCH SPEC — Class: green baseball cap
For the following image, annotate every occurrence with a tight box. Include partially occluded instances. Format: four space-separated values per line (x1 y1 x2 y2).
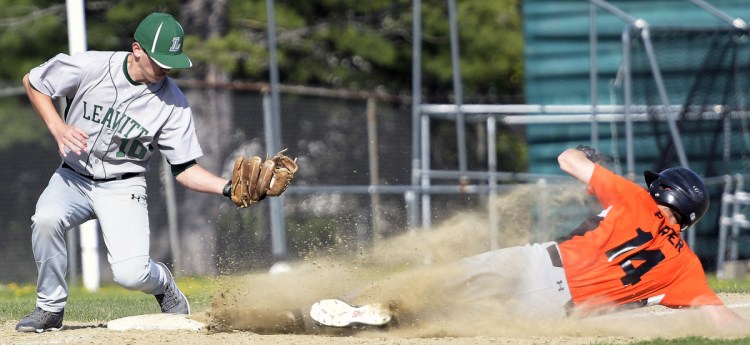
134 12 192 69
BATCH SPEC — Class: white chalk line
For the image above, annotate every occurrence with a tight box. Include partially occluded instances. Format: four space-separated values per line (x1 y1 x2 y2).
643 302 750 317
589 302 750 320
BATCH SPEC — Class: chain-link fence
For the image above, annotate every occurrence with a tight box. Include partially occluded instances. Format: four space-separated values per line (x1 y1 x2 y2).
3 80 750 285
1 83 424 283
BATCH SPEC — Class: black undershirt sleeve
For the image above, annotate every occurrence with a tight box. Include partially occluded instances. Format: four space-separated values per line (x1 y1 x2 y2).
171 159 198 177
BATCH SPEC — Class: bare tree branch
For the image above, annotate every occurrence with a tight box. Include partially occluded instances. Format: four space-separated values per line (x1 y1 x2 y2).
0 5 65 28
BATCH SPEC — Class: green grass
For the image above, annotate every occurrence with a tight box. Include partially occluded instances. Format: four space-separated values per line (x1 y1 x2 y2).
707 275 750 294
1 274 749 345
586 276 750 345
0 276 219 323
626 337 750 345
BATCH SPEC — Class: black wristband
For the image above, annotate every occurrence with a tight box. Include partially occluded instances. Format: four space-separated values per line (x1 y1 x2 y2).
222 180 232 198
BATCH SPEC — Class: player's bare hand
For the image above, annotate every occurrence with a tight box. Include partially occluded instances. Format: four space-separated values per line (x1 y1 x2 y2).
51 123 89 157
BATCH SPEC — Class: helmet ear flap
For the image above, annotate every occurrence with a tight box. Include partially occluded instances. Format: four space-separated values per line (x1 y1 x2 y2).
669 207 683 225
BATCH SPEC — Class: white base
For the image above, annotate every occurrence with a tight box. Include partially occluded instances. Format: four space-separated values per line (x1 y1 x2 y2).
107 313 206 331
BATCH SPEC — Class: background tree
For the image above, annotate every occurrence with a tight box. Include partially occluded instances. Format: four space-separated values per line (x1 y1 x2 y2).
1 0 523 99
0 0 524 274
177 0 232 275
186 0 523 102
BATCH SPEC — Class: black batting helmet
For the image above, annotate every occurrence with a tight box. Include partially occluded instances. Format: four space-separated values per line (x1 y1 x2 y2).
644 167 709 229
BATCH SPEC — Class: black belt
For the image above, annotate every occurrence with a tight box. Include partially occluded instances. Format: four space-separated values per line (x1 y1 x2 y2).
62 162 140 182
547 243 563 268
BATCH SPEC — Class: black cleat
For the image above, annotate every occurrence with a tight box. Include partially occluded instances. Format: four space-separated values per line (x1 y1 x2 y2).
16 307 64 333
154 262 191 314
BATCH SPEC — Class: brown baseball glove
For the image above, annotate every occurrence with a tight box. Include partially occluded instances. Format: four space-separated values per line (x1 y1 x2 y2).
224 150 298 208
267 149 298 197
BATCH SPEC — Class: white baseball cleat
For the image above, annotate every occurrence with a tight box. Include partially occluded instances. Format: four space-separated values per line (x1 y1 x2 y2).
309 299 392 327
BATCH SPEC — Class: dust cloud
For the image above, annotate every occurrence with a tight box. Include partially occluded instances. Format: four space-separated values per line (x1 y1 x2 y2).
205 183 750 339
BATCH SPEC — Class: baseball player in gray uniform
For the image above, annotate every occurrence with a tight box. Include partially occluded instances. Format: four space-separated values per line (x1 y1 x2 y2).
16 13 235 332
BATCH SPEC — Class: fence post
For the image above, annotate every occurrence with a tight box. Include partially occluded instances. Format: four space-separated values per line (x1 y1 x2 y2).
536 178 549 243
717 174 733 279
409 0 423 231
420 114 432 231
367 96 383 241
263 92 286 257
487 116 499 249
730 174 746 262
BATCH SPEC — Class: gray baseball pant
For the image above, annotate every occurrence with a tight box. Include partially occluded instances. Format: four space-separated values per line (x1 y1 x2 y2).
31 167 170 312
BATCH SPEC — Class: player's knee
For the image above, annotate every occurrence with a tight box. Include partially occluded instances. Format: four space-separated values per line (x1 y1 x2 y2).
31 210 67 238
111 257 151 291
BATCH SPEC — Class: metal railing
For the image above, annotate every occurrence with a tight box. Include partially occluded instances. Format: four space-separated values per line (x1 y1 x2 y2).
411 103 750 249
717 174 750 279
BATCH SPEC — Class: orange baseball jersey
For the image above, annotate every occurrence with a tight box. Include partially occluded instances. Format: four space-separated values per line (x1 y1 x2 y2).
557 164 721 311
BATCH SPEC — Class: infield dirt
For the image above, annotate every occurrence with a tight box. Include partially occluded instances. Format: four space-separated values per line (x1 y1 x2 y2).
4 185 750 344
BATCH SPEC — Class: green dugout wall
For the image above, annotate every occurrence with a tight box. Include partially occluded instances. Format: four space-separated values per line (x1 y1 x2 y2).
522 0 750 265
